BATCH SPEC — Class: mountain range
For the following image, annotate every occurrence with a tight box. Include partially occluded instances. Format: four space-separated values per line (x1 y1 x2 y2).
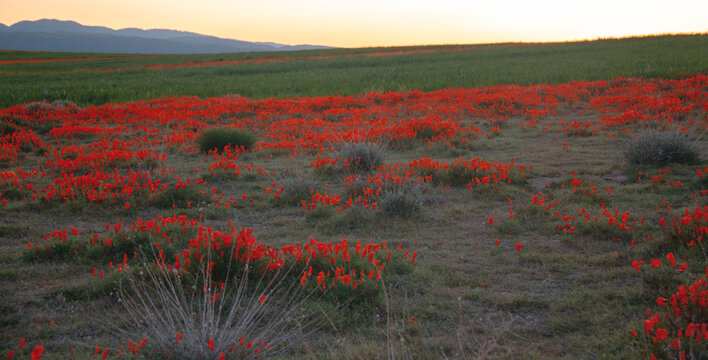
0 19 333 54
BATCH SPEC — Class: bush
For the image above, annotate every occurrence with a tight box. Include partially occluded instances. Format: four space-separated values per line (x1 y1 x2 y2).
273 177 319 207
624 130 699 165
380 185 423 218
197 127 257 153
116 246 316 359
338 142 385 172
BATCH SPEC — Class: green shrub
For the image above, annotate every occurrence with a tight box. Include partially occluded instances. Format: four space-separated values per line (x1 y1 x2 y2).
197 127 256 153
624 130 699 165
338 142 385 172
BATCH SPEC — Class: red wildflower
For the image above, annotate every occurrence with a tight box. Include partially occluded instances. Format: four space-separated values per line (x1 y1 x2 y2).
30 346 43 360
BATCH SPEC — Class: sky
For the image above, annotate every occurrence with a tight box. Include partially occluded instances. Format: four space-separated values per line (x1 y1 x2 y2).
1 0 707 47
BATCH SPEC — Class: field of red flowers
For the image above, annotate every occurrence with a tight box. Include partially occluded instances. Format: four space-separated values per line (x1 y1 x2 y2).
1 73 706 359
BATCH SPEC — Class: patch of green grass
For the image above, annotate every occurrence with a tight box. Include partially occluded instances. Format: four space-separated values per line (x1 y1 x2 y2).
1 35 706 107
150 185 209 209
305 206 335 221
495 204 554 236
49 275 118 301
23 229 182 266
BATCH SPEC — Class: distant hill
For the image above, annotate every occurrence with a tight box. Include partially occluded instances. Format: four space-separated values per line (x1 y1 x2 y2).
0 19 333 54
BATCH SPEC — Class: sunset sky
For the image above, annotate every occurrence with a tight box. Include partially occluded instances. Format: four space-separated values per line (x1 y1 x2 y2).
1 0 706 47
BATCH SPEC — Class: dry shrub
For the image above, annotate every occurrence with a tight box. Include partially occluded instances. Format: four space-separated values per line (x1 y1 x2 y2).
337 142 386 172
624 130 699 165
116 246 317 359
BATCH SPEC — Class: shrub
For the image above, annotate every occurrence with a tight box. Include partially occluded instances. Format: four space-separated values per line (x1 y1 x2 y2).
197 127 257 153
116 246 316 359
273 177 319 207
380 185 423 218
338 142 385 172
624 130 699 165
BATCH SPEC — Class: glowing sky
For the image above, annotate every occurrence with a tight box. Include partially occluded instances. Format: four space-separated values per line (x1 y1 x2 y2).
1 0 706 47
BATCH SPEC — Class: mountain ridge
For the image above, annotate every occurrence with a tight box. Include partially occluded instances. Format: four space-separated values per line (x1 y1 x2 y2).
0 19 333 53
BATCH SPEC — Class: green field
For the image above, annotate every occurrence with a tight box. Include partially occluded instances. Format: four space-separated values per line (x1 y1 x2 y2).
0 34 706 107
1 35 707 360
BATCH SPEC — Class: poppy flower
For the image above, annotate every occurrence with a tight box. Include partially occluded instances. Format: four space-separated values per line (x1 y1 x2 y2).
30 346 43 360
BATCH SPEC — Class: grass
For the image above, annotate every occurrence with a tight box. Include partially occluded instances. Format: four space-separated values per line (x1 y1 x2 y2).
0 34 704 107
1 37 708 359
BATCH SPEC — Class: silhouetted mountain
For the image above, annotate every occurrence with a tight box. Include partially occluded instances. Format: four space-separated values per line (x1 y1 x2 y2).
0 19 333 53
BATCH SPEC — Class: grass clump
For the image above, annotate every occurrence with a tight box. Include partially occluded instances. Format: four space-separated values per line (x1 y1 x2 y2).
380 186 423 218
338 142 385 172
116 247 317 359
273 177 319 207
197 127 257 153
624 130 699 165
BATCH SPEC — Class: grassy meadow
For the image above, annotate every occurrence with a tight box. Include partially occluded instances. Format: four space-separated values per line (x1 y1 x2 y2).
0 34 707 359
0 34 706 107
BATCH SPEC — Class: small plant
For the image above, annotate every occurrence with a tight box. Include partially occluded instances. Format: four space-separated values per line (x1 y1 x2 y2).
337 142 385 172
624 130 699 165
379 185 423 218
273 177 320 207
197 127 257 153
